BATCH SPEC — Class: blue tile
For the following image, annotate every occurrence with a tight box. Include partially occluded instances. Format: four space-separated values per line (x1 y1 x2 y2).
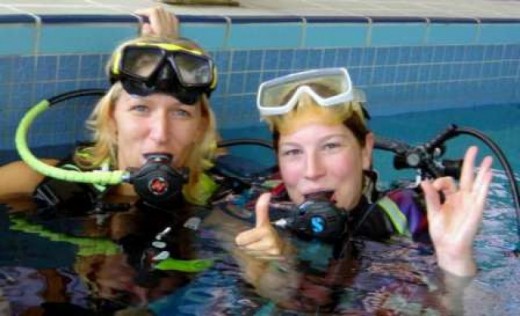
77 80 99 90
396 47 411 65
504 44 520 60
449 64 462 81
427 24 477 45
306 49 323 68
384 47 401 65
465 45 485 62
213 73 228 97
263 50 281 70
56 81 79 94
34 81 57 100
322 49 337 67
246 50 264 71
416 64 431 81
349 48 363 67
35 56 58 82
9 82 33 108
468 63 482 78
432 46 446 62
79 54 102 79
212 50 231 73
370 23 426 46
278 49 295 70
0 84 10 105
373 47 388 65
291 49 309 70
394 65 408 83
227 72 245 94
478 23 520 44
501 60 518 77
57 55 79 80
408 65 421 82
244 71 261 94
260 70 278 83
12 56 35 83
231 51 247 72
362 48 376 66
335 48 351 67
227 23 302 49
452 46 466 62
39 25 136 54
305 24 368 48
417 47 434 63
0 57 12 84
443 46 456 63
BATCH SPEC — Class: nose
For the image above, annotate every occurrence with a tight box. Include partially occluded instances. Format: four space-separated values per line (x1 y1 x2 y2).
304 151 326 180
149 112 169 144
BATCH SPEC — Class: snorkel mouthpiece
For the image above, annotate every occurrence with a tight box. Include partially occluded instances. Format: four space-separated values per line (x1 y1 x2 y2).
129 153 189 209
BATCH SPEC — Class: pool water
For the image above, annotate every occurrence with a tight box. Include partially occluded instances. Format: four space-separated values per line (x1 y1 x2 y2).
1 104 519 315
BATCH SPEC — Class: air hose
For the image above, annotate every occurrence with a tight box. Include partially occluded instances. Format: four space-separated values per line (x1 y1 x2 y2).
451 126 520 240
15 89 128 185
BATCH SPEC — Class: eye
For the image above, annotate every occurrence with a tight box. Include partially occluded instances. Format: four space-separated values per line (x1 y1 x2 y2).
130 104 150 114
171 108 192 119
323 142 341 150
280 148 302 157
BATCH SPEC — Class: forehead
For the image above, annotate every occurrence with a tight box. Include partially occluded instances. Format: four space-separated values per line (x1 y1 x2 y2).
279 121 352 142
117 90 202 108
277 106 347 135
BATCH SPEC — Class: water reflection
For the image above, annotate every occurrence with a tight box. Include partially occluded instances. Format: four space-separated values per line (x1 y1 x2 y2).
1 180 519 315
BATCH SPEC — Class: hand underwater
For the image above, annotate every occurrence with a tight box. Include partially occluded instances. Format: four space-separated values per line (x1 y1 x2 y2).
135 6 179 39
235 193 285 260
421 146 493 276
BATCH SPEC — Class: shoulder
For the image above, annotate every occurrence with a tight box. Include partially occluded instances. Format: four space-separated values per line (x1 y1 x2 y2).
382 188 430 242
0 159 58 198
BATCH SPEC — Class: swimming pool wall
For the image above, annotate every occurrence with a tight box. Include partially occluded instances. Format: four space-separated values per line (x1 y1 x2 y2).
0 13 519 163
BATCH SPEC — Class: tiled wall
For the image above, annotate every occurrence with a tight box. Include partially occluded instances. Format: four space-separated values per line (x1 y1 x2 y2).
0 14 519 161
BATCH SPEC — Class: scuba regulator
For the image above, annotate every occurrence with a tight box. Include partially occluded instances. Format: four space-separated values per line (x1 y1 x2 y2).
275 192 348 242
129 153 189 209
15 89 189 212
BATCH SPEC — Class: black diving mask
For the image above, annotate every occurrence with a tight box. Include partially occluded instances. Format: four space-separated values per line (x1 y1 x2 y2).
110 42 217 104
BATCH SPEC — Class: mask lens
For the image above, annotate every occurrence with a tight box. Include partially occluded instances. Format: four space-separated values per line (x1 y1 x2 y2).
172 53 212 86
121 47 164 79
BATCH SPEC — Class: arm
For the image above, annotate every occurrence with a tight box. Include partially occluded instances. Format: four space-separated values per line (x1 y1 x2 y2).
421 146 493 276
134 6 179 39
0 160 57 198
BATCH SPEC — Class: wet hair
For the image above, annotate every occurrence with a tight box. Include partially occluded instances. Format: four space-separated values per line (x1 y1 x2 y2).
75 36 220 204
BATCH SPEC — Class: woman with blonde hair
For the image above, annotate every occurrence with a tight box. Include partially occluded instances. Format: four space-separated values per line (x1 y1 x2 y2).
0 9 221 209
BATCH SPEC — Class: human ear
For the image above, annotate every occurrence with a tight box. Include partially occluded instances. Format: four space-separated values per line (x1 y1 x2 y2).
362 132 375 170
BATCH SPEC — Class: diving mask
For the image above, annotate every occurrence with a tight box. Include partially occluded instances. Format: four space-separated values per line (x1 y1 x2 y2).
110 42 217 104
257 67 356 116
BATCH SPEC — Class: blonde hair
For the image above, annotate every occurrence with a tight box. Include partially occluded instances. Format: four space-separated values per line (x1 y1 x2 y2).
74 36 220 204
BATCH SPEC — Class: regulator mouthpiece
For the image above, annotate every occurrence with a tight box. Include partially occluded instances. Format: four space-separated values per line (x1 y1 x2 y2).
129 153 189 209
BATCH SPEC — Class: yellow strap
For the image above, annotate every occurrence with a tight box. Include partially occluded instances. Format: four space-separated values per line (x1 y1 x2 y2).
377 196 409 236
